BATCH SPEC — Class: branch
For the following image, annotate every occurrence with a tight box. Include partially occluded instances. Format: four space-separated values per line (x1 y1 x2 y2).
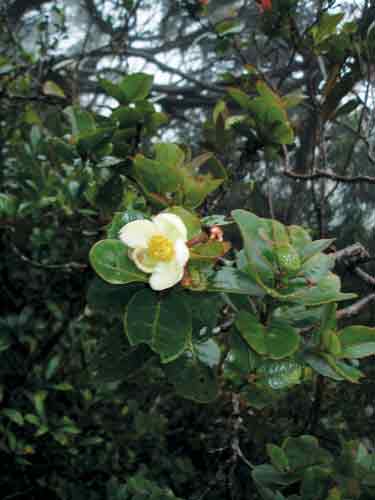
283 168 375 185
332 243 375 319
9 240 87 272
95 46 224 93
333 243 371 266
5 0 49 26
337 294 375 320
282 145 375 185
354 267 375 286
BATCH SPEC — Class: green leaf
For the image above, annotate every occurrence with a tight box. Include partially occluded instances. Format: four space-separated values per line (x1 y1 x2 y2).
236 311 267 355
227 87 253 109
106 209 145 239
338 326 375 359
99 78 128 103
165 206 201 239
89 239 148 285
24 414 40 426
190 240 230 261
185 292 223 331
231 210 276 288
119 73 154 101
195 339 221 367
241 383 280 410
282 435 333 470
132 146 225 209
273 305 322 330
182 175 223 209
154 143 185 168
258 359 302 389
111 106 145 127
201 214 234 226
252 464 297 487
215 19 241 35
331 358 363 383
280 273 356 306
77 127 114 155
33 391 47 418
321 329 341 357
300 253 335 282
87 278 141 314
225 330 259 376
47 137 77 162
133 154 183 195
95 175 123 214
165 356 218 403
124 289 192 363
301 466 331 500
207 267 264 296
265 319 300 360
64 105 96 136
42 80 66 98
53 384 74 391
319 303 337 335
288 225 312 253
300 238 335 262
2 409 24 426
0 193 17 217
310 13 345 45
303 352 344 381
254 82 294 144
305 351 363 383
267 445 290 473
45 355 60 380
91 327 152 384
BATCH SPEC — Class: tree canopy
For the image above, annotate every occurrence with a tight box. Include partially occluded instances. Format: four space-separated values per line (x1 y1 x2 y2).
1 1 375 499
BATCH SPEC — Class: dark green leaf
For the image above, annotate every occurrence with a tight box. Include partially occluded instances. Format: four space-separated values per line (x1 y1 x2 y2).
125 289 192 363
166 355 218 403
89 239 148 285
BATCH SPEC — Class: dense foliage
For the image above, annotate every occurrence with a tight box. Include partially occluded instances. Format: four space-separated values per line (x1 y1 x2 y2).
1 1 375 499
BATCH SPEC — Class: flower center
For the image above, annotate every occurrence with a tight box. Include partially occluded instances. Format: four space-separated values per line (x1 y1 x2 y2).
148 235 174 262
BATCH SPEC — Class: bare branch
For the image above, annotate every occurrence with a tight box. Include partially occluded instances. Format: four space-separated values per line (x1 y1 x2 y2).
282 145 375 185
333 243 371 266
337 294 375 319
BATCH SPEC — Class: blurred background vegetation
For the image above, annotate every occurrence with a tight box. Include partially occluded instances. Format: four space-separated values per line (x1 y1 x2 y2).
1 1 375 498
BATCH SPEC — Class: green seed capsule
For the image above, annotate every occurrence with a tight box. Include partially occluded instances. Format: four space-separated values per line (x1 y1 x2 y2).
276 244 301 274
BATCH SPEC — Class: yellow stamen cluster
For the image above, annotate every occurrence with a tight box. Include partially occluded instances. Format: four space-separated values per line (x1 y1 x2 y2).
148 235 174 262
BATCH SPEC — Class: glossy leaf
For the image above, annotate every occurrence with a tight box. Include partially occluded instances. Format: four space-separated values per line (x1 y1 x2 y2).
165 206 201 239
258 360 302 389
119 73 154 101
207 267 264 296
195 339 221 367
124 289 192 363
190 240 231 261
236 310 267 355
64 105 96 136
232 209 276 287
338 326 375 359
165 355 218 403
89 239 148 285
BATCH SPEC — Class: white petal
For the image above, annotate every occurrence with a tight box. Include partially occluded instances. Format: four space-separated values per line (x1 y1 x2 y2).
152 213 188 242
131 248 157 274
149 261 184 291
119 220 157 248
174 239 190 267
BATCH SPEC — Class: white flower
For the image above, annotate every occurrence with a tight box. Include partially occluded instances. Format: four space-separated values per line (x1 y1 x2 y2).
119 213 190 291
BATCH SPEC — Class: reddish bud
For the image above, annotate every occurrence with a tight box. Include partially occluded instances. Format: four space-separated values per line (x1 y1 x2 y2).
209 225 224 242
256 0 272 13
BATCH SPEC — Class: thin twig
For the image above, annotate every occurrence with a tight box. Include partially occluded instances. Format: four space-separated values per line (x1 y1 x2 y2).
337 294 375 319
